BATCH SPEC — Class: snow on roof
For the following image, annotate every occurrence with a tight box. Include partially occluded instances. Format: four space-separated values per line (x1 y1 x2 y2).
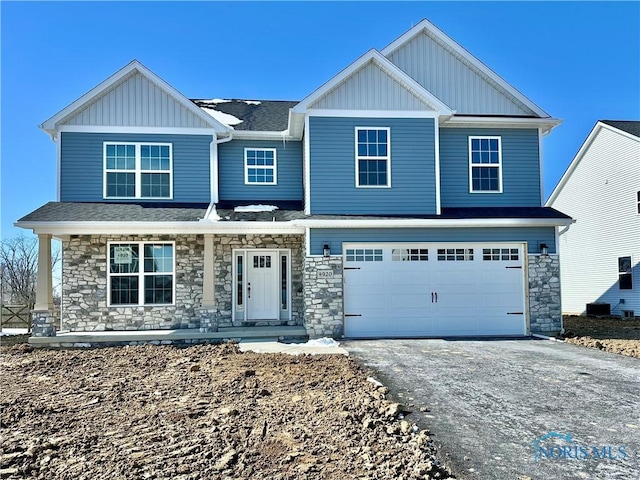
198 98 232 105
242 100 262 105
200 106 244 127
234 205 279 213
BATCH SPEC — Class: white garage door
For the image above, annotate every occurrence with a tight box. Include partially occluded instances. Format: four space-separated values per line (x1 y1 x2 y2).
343 243 527 338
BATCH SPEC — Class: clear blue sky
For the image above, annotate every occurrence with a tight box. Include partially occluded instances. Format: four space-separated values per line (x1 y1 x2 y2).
1 1 639 239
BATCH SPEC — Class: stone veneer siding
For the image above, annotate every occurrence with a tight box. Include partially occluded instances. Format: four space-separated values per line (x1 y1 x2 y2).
528 254 562 333
303 256 344 338
62 235 204 331
213 234 304 327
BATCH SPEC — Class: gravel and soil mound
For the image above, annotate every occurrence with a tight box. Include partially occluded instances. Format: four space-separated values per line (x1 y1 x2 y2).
0 343 453 479
561 316 640 358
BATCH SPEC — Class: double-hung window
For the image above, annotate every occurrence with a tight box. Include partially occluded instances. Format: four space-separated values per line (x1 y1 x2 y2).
108 242 175 306
104 143 172 199
618 256 633 290
469 136 502 193
245 148 277 185
356 127 390 187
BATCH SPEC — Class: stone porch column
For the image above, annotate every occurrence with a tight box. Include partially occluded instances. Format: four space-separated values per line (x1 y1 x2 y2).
32 233 56 337
199 234 218 332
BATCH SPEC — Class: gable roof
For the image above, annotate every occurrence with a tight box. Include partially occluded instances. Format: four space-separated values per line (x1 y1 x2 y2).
599 120 640 138
381 19 550 118
40 60 230 137
293 49 454 114
546 120 640 206
192 99 298 131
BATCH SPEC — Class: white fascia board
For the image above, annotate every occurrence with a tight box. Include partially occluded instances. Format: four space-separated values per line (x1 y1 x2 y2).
293 49 453 115
443 116 562 133
307 109 441 118
546 121 640 206
231 130 301 141
40 60 230 135
294 218 573 229
58 125 219 136
15 221 306 236
381 19 550 118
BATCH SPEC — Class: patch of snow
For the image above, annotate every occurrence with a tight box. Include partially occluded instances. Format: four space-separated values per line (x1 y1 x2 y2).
303 337 340 348
366 377 384 388
0 328 29 336
200 107 243 127
242 100 262 105
234 205 279 213
198 98 231 104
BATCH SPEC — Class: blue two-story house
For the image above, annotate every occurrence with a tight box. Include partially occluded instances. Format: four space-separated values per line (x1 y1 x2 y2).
18 19 572 341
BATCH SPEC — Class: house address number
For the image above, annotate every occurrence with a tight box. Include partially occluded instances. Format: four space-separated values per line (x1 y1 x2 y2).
318 270 334 278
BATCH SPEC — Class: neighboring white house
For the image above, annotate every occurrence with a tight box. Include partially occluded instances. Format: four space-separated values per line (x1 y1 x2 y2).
547 120 640 317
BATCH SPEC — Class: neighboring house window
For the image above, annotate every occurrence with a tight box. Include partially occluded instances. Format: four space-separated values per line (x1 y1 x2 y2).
637 191 639 214
469 137 502 193
245 148 277 185
356 127 391 187
108 242 175 306
618 256 633 290
104 143 172 199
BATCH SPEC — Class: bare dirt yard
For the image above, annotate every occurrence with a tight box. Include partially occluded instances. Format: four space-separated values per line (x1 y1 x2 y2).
561 315 640 358
0 343 453 480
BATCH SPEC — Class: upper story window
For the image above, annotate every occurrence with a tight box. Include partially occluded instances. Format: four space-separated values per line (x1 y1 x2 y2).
245 148 277 185
356 127 390 188
104 143 172 199
469 137 502 193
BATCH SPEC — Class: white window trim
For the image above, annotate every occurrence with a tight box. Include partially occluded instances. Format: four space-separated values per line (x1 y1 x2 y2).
103 142 173 200
244 147 277 185
355 127 391 188
468 136 503 194
107 241 176 307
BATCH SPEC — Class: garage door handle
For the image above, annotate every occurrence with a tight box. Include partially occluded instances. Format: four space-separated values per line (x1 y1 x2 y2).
505 266 522 269
345 314 362 317
435 292 438 303
507 312 523 315
431 292 438 303
344 267 361 270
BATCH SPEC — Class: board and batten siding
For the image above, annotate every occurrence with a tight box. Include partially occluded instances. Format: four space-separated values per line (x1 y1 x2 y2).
548 126 640 315
218 140 303 201
439 127 541 207
310 61 433 111
309 227 556 256
385 31 535 116
60 132 212 203
63 72 211 128
309 116 436 215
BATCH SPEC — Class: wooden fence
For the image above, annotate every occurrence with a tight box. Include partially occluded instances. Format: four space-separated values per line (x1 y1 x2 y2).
0 304 32 331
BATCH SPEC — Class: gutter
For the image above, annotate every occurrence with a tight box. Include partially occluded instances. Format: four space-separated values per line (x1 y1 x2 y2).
203 132 234 221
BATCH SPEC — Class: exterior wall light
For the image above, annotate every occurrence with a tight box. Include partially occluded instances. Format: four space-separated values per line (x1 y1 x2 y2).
323 244 331 257
540 243 549 256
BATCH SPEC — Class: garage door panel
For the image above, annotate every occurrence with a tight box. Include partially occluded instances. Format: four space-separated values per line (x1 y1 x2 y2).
344 243 526 338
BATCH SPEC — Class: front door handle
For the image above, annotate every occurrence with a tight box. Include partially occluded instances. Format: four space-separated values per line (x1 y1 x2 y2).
248 282 251 299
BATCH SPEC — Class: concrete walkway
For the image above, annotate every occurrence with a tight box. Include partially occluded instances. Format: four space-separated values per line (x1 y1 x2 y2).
345 338 639 480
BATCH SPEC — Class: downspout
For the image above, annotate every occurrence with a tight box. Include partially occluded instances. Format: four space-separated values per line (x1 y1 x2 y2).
203 132 233 221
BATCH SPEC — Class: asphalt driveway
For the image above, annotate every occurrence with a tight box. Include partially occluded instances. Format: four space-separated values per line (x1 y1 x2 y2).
344 339 639 480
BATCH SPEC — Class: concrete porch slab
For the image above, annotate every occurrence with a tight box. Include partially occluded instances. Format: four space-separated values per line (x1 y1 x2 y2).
28 325 308 347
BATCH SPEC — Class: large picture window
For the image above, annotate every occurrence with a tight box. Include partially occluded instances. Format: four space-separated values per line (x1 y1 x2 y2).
244 148 277 185
104 143 172 199
108 242 174 306
356 127 390 187
469 136 502 193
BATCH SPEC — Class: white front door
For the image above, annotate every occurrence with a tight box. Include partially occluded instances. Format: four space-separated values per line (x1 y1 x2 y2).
247 251 279 320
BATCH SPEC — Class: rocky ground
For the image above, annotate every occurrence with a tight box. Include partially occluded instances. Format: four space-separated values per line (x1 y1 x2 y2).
561 315 640 358
0 343 454 480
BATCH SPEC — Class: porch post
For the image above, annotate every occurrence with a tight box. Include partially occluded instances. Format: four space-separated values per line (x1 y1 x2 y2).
199 234 218 332
32 233 56 337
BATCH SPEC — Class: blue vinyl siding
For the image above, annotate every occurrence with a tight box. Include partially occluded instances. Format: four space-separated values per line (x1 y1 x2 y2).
60 132 212 202
309 117 436 215
218 140 303 201
439 128 541 207
309 227 556 255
